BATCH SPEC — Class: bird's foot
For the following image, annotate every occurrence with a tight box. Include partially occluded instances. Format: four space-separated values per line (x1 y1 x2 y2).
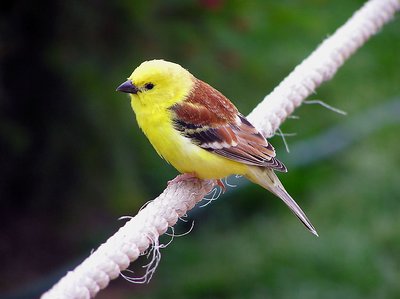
168 174 226 193
168 172 198 185
215 179 226 193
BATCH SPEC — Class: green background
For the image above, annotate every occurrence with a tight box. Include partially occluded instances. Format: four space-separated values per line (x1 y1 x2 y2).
1 0 399 298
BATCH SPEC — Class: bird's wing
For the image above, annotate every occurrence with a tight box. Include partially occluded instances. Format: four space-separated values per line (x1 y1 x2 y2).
169 79 287 172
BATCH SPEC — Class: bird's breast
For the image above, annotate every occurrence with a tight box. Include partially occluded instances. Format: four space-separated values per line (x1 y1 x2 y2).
134 107 246 179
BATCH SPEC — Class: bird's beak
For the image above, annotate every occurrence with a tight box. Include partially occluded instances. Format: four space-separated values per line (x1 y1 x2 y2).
116 80 139 94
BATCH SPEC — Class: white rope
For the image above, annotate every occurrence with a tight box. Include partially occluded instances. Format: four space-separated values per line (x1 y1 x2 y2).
42 179 214 298
247 0 400 137
41 0 400 298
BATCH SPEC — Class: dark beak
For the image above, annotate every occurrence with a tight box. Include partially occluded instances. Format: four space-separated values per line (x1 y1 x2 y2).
116 80 139 94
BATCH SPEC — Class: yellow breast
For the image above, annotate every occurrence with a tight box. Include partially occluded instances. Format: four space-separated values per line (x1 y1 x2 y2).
132 102 246 179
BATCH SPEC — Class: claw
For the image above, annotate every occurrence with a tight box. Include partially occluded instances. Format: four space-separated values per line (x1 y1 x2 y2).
168 173 198 185
215 179 226 193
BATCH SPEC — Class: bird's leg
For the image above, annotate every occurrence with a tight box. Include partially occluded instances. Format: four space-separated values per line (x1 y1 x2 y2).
168 174 226 193
168 172 198 185
215 179 226 193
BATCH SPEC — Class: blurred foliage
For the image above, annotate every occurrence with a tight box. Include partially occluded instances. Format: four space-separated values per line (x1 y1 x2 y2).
0 0 399 298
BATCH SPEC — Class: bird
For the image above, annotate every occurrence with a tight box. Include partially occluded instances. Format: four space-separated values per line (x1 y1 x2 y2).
116 59 318 236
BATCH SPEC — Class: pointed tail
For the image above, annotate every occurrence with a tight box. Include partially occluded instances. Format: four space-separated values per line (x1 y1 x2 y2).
247 167 318 236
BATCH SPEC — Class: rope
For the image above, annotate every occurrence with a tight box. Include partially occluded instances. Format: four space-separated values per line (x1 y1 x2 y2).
41 0 400 298
247 0 400 137
42 179 214 298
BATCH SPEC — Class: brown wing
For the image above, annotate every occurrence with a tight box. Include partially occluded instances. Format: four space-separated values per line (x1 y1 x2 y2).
169 79 287 172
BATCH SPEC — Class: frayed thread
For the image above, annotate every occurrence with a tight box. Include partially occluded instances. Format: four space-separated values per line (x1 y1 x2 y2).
120 219 195 284
304 99 347 115
121 231 162 284
275 128 297 153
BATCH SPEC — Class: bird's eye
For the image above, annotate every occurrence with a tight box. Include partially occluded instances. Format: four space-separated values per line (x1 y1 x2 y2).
145 83 154 90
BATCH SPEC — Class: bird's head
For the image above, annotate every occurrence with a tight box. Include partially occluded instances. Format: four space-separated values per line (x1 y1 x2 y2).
117 59 194 110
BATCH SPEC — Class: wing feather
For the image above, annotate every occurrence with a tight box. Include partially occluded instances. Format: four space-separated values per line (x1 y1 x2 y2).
169 78 287 172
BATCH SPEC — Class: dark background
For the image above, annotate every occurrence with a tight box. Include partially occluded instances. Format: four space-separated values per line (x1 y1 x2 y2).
1 0 399 298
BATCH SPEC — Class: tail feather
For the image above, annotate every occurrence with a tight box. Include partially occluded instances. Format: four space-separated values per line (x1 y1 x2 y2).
247 167 318 236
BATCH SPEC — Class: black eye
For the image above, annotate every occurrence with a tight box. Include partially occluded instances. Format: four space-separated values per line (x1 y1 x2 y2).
145 83 154 90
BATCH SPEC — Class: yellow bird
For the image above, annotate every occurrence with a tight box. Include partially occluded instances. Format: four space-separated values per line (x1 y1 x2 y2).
117 59 318 236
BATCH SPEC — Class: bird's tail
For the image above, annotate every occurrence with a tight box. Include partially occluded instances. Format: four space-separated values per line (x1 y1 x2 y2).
246 167 318 236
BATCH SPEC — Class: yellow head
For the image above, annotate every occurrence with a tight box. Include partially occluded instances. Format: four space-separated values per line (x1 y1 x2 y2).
117 59 194 111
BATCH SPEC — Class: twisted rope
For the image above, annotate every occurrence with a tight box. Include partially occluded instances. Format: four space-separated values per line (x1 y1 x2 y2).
41 0 400 298
247 0 400 136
